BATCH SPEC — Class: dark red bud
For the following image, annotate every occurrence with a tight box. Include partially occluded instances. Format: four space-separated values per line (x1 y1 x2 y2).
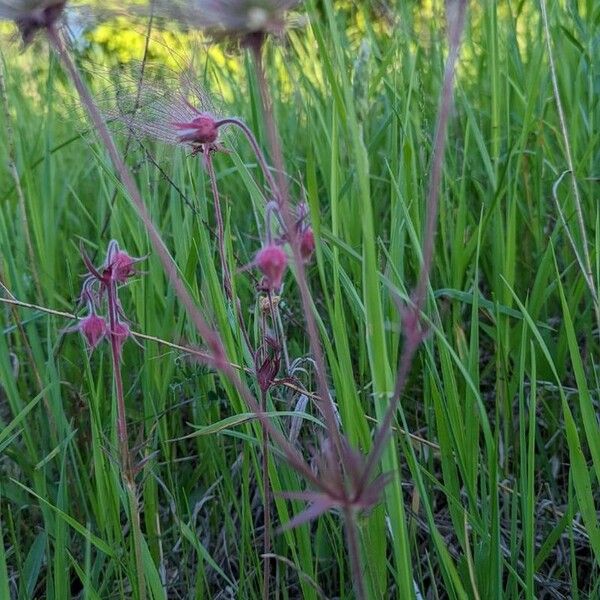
300 228 315 262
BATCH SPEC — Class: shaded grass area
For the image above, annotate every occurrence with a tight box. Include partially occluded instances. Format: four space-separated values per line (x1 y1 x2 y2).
1 0 600 598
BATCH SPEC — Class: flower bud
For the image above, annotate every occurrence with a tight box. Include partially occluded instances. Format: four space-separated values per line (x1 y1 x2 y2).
300 228 315 262
110 321 131 354
79 313 107 349
108 251 137 283
256 244 287 290
174 113 219 145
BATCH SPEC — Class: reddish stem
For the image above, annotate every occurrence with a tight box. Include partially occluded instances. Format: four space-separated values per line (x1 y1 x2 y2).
216 117 279 199
344 507 366 600
104 275 145 600
106 281 129 468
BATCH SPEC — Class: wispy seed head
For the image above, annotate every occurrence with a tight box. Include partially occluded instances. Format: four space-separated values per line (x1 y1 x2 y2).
106 66 226 155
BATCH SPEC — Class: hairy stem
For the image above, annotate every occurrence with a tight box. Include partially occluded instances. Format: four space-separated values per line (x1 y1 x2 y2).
106 283 129 470
216 117 279 199
106 281 146 600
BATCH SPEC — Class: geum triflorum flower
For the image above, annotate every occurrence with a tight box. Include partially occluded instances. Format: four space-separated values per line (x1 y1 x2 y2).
75 240 144 354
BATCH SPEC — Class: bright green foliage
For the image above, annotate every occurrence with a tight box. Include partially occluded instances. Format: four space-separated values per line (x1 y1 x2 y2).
1 0 599 598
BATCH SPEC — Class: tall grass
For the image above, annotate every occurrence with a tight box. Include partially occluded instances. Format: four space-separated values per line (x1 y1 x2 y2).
1 0 600 598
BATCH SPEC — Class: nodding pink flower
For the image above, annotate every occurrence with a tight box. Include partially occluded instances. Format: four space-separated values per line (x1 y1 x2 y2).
299 227 315 262
78 313 107 349
0 0 66 44
173 112 219 145
105 250 139 284
96 240 143 284
256 243 287 291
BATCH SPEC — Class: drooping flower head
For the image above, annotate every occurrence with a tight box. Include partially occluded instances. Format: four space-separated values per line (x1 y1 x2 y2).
299 227 314 262
0 0 66 44
102 240 143 284
256 243 287 291
78 312 107 349
151 0 301 47
293 201 315 262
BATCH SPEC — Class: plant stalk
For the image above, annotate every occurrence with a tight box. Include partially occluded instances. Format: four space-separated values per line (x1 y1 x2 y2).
343 507 366 600
105 281 146 600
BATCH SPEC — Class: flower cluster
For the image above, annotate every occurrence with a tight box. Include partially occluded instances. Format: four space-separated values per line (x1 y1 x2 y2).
253 201 316 292
76 240 143 354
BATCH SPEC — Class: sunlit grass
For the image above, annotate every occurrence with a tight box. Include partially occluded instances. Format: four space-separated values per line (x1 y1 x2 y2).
1 0 599 598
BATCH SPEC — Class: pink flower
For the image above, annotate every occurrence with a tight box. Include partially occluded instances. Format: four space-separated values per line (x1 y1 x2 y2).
299 227 315 262
256 243 287 290
173 112 219 145
97 241 143 284
106 250 137 283
79 313 106 349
